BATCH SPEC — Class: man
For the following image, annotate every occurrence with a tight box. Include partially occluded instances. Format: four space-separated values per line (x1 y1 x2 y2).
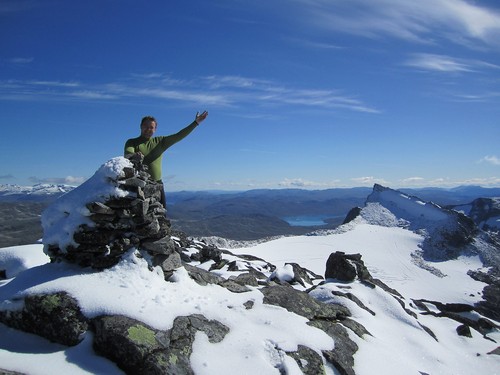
124 111 208 207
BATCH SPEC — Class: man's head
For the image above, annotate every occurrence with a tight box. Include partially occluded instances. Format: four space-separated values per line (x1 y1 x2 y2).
140 116 157 139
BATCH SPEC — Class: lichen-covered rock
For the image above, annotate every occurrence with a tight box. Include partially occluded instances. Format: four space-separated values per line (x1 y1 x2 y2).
92 314 229 374
92 315 170 374
286 345 326 375
261 284 350 320
0 292 88 346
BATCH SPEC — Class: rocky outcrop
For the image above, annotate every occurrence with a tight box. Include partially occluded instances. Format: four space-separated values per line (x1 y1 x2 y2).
92 314 229 375
43 154 173 269
325 251 401 297
460 197 500 233
0 244 366 375
0 291 88 346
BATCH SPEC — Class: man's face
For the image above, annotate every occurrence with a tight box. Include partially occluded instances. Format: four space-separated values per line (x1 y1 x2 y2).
141 120 157 139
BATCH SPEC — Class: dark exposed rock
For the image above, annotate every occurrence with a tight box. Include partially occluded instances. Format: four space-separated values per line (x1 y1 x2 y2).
198 246 222 264
230 271 261 287
457 324 472 338
310 320 358 375
0 369 26 375
474 281 500 322
281 262 323 287
413 298 499 337
152 251 183 279
340 318 372 338
92 314 229 375
466 197 500 232
182 263 251 293
261 284 350 321
92 315 169 374
343 206 362 224
183 263 225 286
330 289 376 316
0 292 88 346
325 251 402 297
260 284 359 375
488 347 500 355
325 252 358 282
141 235 176 255
286 345 325 375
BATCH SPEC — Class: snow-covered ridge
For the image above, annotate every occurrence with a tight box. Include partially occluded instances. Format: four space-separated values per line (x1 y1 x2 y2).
0 183 75 200
365 184 456 227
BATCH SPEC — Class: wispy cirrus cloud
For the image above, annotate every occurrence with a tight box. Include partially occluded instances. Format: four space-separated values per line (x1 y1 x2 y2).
276 178 340 189
202 75 380 113
4 57 34 64
0 73 379 114
295 0 500 48
404 53 500 73
28 80 80 87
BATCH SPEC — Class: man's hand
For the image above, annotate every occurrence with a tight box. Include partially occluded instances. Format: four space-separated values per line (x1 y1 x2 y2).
195 111 208 125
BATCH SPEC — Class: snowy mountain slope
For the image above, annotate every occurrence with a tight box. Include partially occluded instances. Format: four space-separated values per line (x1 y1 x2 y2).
0 159 498 374
238 224 486 304
1 223 498 374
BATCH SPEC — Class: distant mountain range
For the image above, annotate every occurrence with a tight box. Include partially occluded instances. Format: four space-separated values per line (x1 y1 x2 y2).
1 183 499 245
0 184 74 202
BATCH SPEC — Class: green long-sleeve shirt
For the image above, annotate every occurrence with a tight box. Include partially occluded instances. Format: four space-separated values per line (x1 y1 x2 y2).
124 121 198 181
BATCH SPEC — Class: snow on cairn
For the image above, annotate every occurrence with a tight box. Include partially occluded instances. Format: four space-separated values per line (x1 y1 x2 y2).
41 157 132 253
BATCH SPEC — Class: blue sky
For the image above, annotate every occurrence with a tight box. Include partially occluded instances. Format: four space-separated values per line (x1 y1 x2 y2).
1 0 499 191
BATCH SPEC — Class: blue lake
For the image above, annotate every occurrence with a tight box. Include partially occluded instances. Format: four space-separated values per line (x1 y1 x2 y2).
282 215 331 227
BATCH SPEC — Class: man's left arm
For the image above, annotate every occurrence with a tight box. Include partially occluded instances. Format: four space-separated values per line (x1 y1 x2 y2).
162 111 208 148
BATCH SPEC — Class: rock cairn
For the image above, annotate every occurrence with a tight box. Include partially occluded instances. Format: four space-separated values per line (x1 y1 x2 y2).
44 154 175 269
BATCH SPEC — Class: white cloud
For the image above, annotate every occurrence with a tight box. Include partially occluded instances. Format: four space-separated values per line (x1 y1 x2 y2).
404 53 473 72
480 155 500 166
63 176 86 185
279 178 317 188
0 74 379 114
69 91 118 100
404 53 500 73
296 0 500 47
6 57 33 64
28 80 80 87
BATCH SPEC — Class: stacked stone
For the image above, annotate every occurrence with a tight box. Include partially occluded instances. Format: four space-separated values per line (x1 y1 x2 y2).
45 154 174 269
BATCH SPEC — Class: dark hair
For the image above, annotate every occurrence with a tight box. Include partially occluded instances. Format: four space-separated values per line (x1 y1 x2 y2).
140 116 157 127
